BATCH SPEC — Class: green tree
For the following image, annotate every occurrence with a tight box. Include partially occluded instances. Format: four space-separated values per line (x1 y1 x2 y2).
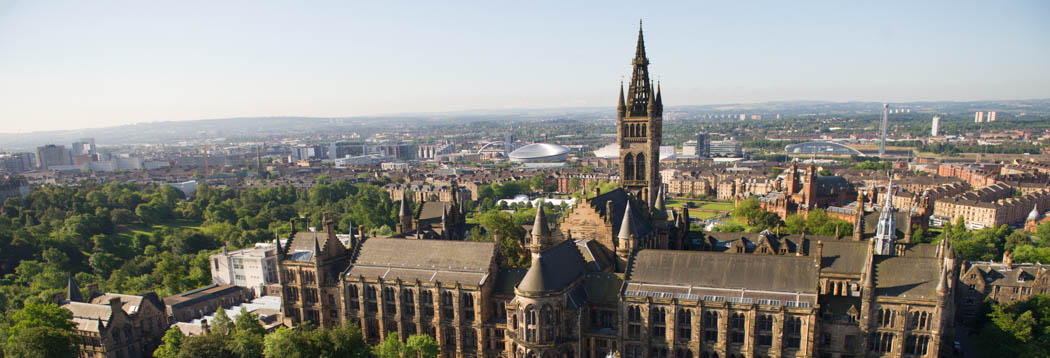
323 323 372 358
177 333 233 358
210 307 232 336
154 327 185 358
730 197 761 225
405 334 440 358
263 326 319 358
373 332 404 358
5 303 76 358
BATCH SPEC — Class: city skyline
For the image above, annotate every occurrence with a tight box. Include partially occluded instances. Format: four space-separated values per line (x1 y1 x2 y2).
1 0 1048 133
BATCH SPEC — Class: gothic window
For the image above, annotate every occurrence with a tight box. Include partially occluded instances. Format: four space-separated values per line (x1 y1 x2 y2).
877 308 896 328
347 285 359 311
756 314 773 346
441 292 454 319
462 293 475 322
542 305 556 343
641 124 646 137
525 305 538 343
730 313 746 344
420 290 434 317
402 289 415 317
904 335 930 355
870 332 895 354
383 287 397 315
677 309 691 342
636 153 646 181
785 317 802 349
702 311 719 343
624 154 635 181
627 305 642 340
651 307 666 339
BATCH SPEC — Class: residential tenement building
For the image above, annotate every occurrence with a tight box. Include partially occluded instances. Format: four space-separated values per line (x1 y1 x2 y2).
957 252 1050 323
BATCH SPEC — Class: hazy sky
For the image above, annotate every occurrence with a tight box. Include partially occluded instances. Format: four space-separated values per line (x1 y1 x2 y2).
1 1 1048 133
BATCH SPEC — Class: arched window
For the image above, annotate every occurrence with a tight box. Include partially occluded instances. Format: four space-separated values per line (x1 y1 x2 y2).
525 305 538 343
624 153 635 181
641 124 646 137
636 153 646 180
541 304 554 343
677 309 691 342
462 293 475 322
651 307 666 339
627 305 642 339
441 292 454 319
730 313 746 344
402 289 415 317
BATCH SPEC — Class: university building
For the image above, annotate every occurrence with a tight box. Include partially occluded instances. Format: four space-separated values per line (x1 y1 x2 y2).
274 24 957 358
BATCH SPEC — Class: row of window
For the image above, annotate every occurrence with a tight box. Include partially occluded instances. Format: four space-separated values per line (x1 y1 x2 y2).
347 285 476 322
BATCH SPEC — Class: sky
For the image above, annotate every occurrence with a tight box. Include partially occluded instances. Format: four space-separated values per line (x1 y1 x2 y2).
1 1 1048 133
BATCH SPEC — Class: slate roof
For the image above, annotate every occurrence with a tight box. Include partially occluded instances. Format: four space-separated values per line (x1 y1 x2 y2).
418 201 447 222
628 250 818 294
89 293 158 315
346 238 496 286
819 241 869 275
517 240 589 293
874 256 942 300
288 231 337 255
164 284 244 308
576 239 616 272
493 268 528 296
815 176 851 196
588 188 652 239
64 301 113 333
582 272 625 305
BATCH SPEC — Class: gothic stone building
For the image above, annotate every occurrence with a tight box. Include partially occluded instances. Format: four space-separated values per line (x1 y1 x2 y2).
60 275 168 358
274 23 957 358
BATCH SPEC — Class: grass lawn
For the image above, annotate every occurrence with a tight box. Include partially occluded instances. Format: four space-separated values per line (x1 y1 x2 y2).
692 211 718 219
666 198 735 211
117 219 204 240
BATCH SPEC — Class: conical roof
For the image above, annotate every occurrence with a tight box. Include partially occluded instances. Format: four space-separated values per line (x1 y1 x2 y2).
67 273 83 302
618 202 635 240
398 192 409 217
1028 204 1040 221
518 254 551 293
532 203 551 238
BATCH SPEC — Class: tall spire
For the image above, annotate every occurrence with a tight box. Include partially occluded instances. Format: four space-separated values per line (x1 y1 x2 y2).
634 20 647 62
626 20 652 117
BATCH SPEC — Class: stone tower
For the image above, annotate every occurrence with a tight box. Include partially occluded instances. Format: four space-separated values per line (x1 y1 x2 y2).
617 21 662 206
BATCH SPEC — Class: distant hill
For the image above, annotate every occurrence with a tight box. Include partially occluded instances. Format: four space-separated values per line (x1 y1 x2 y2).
2 99 1047 151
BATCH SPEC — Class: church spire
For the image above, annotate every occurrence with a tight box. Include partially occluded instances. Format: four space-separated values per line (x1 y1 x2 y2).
634 20 647 62
626 20 652 117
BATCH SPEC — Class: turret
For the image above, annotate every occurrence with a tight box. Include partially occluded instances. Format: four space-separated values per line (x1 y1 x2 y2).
530 202 553 257
617 202 637 261
397 192 412 235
